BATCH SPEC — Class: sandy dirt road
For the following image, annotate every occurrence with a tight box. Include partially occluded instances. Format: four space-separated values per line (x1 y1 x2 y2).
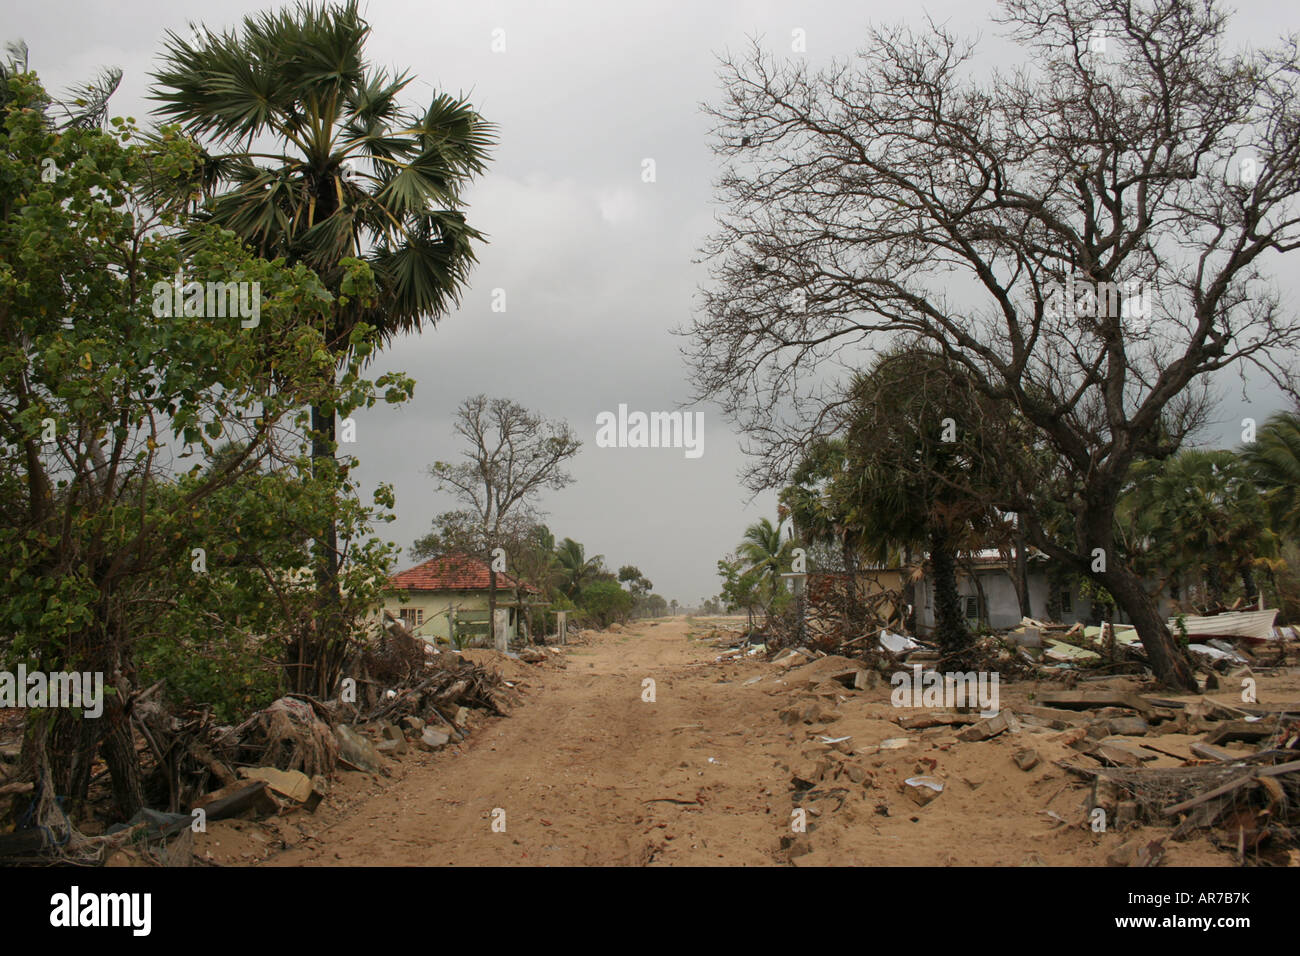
271 618 789 866
251 616 1260 867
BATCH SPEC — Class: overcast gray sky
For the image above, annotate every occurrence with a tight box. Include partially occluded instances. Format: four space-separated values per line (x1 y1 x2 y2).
10 0 1296 604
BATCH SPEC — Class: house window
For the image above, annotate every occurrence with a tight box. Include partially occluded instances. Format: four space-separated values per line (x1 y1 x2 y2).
1060 590 1073 614
964 596 979 620
399 608 424 629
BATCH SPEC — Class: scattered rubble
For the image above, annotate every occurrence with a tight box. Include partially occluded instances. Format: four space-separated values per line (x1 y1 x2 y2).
764 631 1300 866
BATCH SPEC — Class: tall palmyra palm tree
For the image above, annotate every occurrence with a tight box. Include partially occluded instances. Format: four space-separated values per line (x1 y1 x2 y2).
150 1 493 692
1242 409 1300 540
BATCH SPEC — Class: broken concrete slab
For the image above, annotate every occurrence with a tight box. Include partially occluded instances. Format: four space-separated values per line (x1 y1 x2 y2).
903 776 944 806
1015 705 1091 728
1013 748 1040 771
896 712 980 731
399 715 425 733
957 711 1018 742
419 727 451 752
1189 741 1244 763
334 724 383 773
773 647 820 670
1038 690 1154 716
1107 716 1151 737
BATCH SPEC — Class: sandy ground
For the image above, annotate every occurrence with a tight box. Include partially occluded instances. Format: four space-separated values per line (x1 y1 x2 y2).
190 616 1293 867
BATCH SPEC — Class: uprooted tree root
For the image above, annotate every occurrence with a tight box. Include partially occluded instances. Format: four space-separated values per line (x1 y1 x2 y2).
231 697 337 778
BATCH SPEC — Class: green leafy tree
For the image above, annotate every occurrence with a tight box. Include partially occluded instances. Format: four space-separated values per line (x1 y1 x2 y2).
717 554 763 627
1 40 123 130
578 579 635 628
0 71 408 820
781 348 1014 656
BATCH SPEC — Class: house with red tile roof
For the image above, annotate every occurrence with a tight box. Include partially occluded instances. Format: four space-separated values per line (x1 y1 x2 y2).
384 552 540 646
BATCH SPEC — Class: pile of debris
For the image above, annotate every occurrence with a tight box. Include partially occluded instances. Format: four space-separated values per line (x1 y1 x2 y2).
1046 690 1300 864
0 626 521 865
357 654 517 728
766 576 908 658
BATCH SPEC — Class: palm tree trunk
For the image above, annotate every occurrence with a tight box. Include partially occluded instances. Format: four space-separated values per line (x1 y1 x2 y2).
901 545 917 632
1205 563 1224 607
1240 564 1258 604
928 526 971 659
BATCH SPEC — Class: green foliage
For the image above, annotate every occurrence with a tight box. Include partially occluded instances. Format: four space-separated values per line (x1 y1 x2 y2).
577 579 634 629
1242 409 1300 541
555 537 605 600
150 0 495 347
1117 449 1277 605
717 554 762 614
0 70 408 712
136 627 278 723
737 517 796 600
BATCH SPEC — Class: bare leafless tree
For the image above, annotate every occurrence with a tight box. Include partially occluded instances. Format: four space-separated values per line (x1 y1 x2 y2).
429 396 581 650
685 0 1300 689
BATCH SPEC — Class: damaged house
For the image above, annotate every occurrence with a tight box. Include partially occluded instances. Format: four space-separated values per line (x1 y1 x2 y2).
912 550 1181 632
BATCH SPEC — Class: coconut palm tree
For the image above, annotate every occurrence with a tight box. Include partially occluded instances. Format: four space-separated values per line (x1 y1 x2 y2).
554 538 604 600
150 1 493 692
737 516 795 602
